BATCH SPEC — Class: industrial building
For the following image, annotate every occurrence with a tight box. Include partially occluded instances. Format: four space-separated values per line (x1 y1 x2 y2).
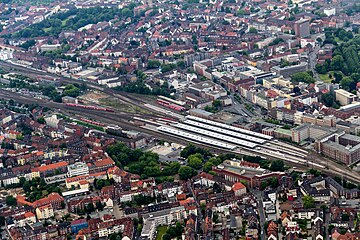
291 124 338 144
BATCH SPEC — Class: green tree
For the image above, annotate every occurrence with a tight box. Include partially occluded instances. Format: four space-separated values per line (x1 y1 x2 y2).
270 160 285 171
96 201 104 211
212 99 222 109
330 55 344 71
322 92 336 107
341 213 350 221
203 162 215 172
308 169 321 177
269 38 285 46
63 84 80 98
6 196 17 206
147 60 161 69
23 181 31 192
208 157 223 166
187 153 203 170
37 117 46 124
0 216 5 226
161 64 176 73
291 72 315 84
180 144 212 159
269 177 279 188
333 72 343 83
303 195 315 209
19 177 26 187
176 61 185 68
340 77 356 92
163 162 181 175
20 39 36 50
85 203 95 213
237 9 246 16
121 8 132 17
179 166 197 180
249 27 258 34
163 234 171 240
109 232 122 240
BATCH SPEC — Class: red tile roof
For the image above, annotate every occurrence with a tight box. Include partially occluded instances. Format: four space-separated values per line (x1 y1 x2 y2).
24 212 35 218
35 161 68 172
232 182 246 191
94 158 114 167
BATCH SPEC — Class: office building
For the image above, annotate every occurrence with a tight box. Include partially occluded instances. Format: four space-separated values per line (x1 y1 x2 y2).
335 89 357 106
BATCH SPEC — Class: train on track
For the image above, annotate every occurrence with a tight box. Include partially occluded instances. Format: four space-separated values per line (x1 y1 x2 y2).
80 118 106 127
65 103 114 112
157 95 186 106
156 99 186 112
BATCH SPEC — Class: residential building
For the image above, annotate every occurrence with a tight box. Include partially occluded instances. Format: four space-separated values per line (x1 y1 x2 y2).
294 18 310 38
300 177 331 202
232 182 247 196
36 204 54 220
71 219 88 234
67 162 89 178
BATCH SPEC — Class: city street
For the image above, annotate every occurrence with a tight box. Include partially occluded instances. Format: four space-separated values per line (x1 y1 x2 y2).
252 190 266 240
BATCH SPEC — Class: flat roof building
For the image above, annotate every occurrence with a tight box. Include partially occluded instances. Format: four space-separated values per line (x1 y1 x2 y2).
67 162 89 178
212 159 287 188
316 133 360 165
335 89 357 106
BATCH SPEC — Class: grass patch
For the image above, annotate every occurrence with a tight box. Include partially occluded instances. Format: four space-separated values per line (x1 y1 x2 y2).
156 226 168 240
99 97 151 114
318 71 344 83
61 19 69 27
318 73 333 83
58 114 105 131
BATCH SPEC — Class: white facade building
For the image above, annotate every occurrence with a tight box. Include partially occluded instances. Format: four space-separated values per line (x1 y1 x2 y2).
67 162 89 177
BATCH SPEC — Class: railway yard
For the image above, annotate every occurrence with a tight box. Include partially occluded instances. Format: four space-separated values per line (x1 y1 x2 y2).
139 116 319 168
1 61 360 184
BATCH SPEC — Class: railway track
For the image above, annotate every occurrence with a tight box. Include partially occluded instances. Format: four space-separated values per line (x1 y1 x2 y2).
3 89 360 184
0 89 157 120
0 61 182 118
2 62 360 184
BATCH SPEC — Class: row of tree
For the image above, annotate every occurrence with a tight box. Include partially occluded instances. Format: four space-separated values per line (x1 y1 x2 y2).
107 142 234 182
317 29 360 79
114 79 175 98
106 142 182 182
10 80 85 102
13 5 138 38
